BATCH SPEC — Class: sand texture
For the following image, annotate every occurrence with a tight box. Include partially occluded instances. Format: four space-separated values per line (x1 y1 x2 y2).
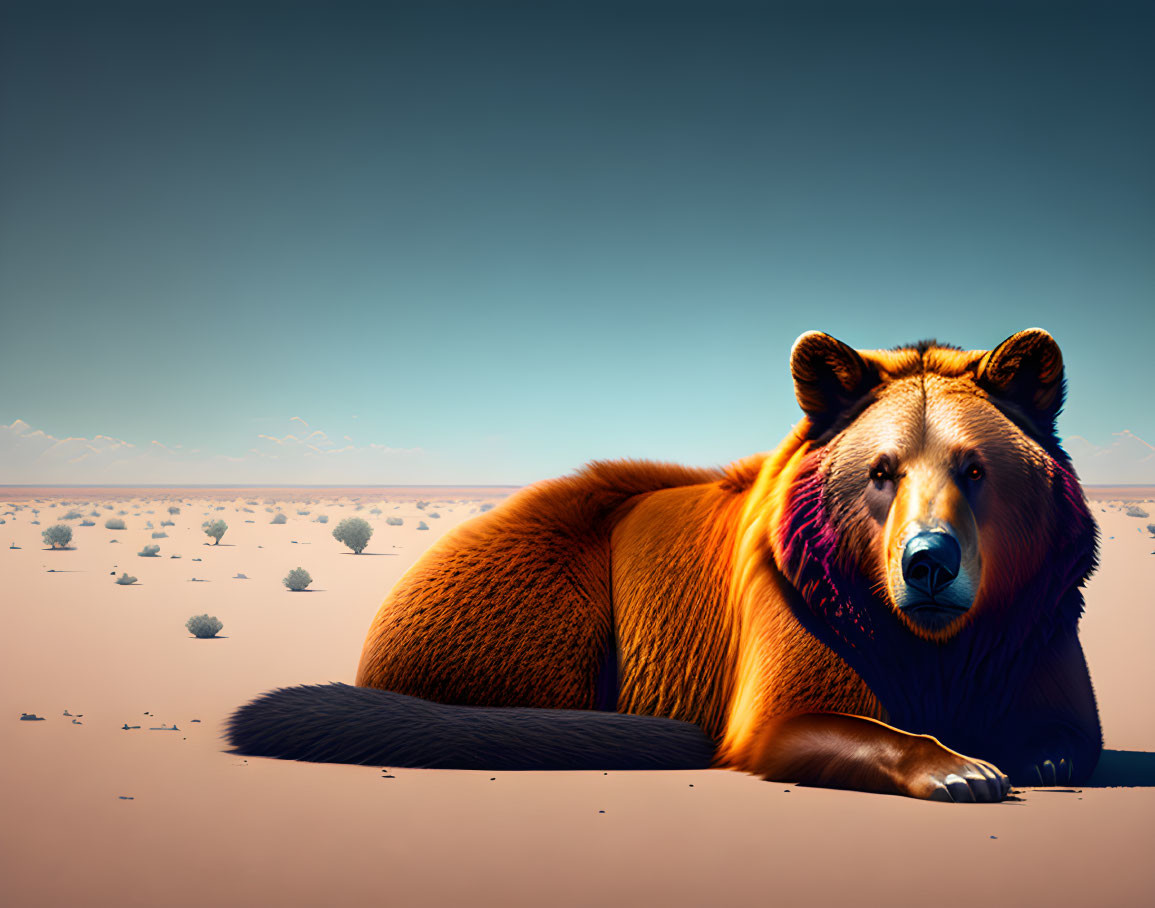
2 487 1154 907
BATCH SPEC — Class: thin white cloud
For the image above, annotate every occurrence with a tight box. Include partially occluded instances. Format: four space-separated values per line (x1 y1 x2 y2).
0 419 425 484
1064 430 1155 484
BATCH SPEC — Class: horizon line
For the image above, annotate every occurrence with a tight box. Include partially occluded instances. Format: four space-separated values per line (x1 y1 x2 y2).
0 482 1152 489
0 483 525 489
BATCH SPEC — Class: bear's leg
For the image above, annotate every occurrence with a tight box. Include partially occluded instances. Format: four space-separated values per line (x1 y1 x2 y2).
747 712 1011 802
356 518 617 710
985 631 1102 786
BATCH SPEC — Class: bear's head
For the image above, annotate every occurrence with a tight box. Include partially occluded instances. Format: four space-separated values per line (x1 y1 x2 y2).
780 329 1096 649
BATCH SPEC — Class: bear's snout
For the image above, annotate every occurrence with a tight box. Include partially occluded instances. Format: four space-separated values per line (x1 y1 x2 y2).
901 531 961 598
889 526 976 631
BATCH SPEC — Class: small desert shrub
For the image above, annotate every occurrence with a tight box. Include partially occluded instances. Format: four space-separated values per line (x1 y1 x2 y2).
1125 505 1150 518
168 506 180 515
105 518 126 530
117 509 128 515
161 519 174 527
428 512 441 519
186 614 223 638
80 519 95 526
332 516 373 553
385 516 403 526
246 500 258 506
1146 523 1155 536
31 520 40 525
271 512 287 524
416 501 429 510
62 510 83 520
283 567 313 591
138 544 161 557
203 519 228 544
417 520 429 531
42 524 73 548
115 573 138 585
297 509 310 516
152 531 167 538
89 510 100 517
315 514 329 524
370 507 382 515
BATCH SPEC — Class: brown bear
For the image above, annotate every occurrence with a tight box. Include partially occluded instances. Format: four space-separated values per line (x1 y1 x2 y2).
229 328 1101 802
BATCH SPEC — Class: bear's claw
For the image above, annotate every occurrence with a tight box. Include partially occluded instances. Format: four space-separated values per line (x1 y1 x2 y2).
927 761 1010 803
1031 757 1073 786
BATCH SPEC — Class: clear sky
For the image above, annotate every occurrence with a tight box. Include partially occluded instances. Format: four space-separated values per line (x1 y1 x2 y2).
1 1 1152 485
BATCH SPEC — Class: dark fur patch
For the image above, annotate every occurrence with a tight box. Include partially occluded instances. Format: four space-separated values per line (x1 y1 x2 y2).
594 624 620 712
226 683 715 770
776 448 1098 753
896 338 963 355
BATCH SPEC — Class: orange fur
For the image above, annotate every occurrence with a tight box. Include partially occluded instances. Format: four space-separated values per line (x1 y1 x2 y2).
347 329 1099 798
355 460 724 710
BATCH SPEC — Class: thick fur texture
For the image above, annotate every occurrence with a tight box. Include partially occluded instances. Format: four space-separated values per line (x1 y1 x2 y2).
229 328 1101 801
228 683 714 770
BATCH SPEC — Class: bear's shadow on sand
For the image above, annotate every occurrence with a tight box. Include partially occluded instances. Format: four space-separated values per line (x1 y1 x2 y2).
1085 750 1155 787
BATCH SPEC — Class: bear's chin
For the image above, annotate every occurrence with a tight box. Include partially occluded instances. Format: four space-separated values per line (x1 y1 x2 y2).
898 602 971 633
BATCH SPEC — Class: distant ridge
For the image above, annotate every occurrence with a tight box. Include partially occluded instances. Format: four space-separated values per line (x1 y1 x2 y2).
0 484 523 489
0 484 523 502
1083 485 1155 501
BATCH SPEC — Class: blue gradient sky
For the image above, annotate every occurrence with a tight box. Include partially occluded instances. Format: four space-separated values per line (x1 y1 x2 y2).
1 1 1152 484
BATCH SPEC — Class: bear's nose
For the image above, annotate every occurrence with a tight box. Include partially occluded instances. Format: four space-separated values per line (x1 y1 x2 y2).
901 532 961 598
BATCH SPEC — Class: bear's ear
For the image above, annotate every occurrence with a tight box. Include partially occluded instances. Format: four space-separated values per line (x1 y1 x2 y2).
975 328 1065 436
790 332 880 427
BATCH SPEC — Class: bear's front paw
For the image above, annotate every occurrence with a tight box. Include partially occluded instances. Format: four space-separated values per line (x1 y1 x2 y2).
1014 753 1075 787
900 738 1011 802
924 760 1011 803
1002 728 1090 786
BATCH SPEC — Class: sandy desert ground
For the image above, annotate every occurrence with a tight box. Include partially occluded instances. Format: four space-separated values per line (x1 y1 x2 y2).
2 484 1154 907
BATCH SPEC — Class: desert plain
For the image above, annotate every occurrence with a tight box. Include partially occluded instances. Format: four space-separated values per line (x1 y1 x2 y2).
1 484 1154 907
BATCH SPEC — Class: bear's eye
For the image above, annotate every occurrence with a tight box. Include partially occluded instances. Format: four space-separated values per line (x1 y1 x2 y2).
965 463 984 482
868 459 895 483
